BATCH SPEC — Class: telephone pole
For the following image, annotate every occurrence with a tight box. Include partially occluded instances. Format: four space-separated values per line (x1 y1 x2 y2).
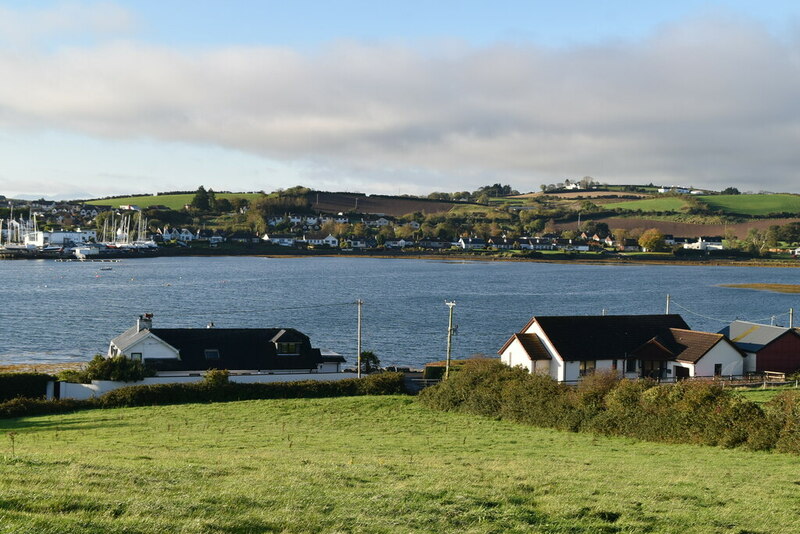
445 301 456 379
665 294 670 315
356 299 363 378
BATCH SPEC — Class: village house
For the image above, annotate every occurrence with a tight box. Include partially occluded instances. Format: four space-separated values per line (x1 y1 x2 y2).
262 233 297 246
304 233 339 248
719 320 800 374
458 237 486 249
498 314 745 382
108 314 346 374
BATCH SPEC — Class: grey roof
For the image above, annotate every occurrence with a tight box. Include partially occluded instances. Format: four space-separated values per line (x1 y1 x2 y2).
110 326 152 352
720 320 794 352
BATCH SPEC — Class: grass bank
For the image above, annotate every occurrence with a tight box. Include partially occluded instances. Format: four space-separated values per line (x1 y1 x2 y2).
2 396 800 533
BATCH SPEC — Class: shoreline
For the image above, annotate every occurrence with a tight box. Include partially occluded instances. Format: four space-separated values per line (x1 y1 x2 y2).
4 245 800 268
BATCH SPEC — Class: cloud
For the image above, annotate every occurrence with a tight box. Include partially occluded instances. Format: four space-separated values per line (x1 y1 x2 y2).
0 2 136 47
1 11 800 193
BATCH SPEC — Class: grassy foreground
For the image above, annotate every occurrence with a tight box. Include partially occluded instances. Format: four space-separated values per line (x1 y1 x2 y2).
2 396 800 533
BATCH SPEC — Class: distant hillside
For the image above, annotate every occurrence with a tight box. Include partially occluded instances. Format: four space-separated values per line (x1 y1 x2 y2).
86 193 262 210
698 194 800 216
309 192 468 216
555 217 800 239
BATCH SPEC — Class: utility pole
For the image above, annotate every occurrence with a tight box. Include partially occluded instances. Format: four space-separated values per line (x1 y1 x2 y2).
445 301 456 379
665 294 670 315
790 308 794 329
356 299 363 378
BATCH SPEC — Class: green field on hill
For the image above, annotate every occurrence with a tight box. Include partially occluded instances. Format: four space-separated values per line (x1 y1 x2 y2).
86 193 264 211
698 194 800 216
1 395 798 533
601 196 689 212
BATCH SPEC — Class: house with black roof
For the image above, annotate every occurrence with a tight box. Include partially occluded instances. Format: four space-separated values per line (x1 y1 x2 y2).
499 314 744 382
108 314 345 374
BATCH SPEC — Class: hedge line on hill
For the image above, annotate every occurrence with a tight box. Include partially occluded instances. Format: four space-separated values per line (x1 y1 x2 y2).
0 373 55 402
0 372 407 419
418 359 800 454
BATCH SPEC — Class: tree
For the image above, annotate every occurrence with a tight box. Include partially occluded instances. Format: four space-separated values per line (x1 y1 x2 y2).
360 351 381 374
721 187 740 195
638 228 666 252
190 185 210 211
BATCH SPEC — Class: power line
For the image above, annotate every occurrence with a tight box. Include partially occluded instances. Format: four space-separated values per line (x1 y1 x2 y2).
669 298 790 325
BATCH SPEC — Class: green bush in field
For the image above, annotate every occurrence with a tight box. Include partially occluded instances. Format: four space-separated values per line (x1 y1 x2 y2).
0 373 55 401
419 359 797 453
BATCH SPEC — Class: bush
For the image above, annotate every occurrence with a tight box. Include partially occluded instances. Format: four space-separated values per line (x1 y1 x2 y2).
202 369 230 387
419 362 780 452
0 373 55 401
97 372 407 408
57 355 153 383
0 397 95 419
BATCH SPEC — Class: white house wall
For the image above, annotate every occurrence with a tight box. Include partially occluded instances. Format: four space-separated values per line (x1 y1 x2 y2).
743 352 757 374
500 337 534 373
690 342 744 377
127 336 180 360
523 322 564 381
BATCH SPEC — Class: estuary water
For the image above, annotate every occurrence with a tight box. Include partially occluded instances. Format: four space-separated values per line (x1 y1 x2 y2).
0 257 798 368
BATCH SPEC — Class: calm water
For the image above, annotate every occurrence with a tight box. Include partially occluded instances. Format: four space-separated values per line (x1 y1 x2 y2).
1 257 798 368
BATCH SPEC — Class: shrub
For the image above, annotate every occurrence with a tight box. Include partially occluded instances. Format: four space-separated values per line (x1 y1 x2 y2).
202 369 230 387
0 373 55 401
419 362 778 452
0 397 95 419
97 373 407 409
57 355 154 384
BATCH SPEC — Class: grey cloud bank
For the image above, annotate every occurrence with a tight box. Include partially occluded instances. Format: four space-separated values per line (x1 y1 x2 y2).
1 14 799 196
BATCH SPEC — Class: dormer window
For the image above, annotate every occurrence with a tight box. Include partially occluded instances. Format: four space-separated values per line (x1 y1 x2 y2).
277 342 300 355
204 349 220 360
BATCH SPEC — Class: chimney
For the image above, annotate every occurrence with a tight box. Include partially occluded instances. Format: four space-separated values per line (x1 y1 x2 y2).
137 313 153 331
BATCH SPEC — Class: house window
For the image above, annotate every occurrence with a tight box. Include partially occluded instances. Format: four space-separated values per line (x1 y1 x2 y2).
611 359 618 370
579 360 596 377
714 363 722 376
204 349 221 360
626 359 637 373
277 342 300 355
130 352 142 362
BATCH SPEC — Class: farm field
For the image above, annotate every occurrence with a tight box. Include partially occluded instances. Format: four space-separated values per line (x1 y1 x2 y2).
555 216 800 239
698 194 800 216
2 396 800 533
601 197 689 211
86 193 264 211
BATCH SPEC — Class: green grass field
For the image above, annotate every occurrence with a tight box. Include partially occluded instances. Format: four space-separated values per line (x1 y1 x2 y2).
2 396 799 533
86 193 264 211
734 385 799 404
698 194 800 216
601 197 689 212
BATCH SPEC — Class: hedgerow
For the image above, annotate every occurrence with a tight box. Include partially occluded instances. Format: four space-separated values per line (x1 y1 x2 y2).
418 360 800 453
0 372 407 419
0 373 55 401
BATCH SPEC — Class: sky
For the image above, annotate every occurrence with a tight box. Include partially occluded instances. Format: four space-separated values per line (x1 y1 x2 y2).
1 1 800 199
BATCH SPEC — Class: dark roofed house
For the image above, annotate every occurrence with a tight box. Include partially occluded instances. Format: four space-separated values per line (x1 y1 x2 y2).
108 314 344 374
499 314 744 381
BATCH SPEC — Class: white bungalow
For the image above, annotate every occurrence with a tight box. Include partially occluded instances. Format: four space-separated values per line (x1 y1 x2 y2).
498 314 745 382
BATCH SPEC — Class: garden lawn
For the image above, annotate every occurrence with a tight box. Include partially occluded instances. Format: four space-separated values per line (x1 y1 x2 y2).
1 396 800 533
735 385 800 404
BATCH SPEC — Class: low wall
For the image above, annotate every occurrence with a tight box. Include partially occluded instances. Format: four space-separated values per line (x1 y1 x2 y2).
56 372 359 400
